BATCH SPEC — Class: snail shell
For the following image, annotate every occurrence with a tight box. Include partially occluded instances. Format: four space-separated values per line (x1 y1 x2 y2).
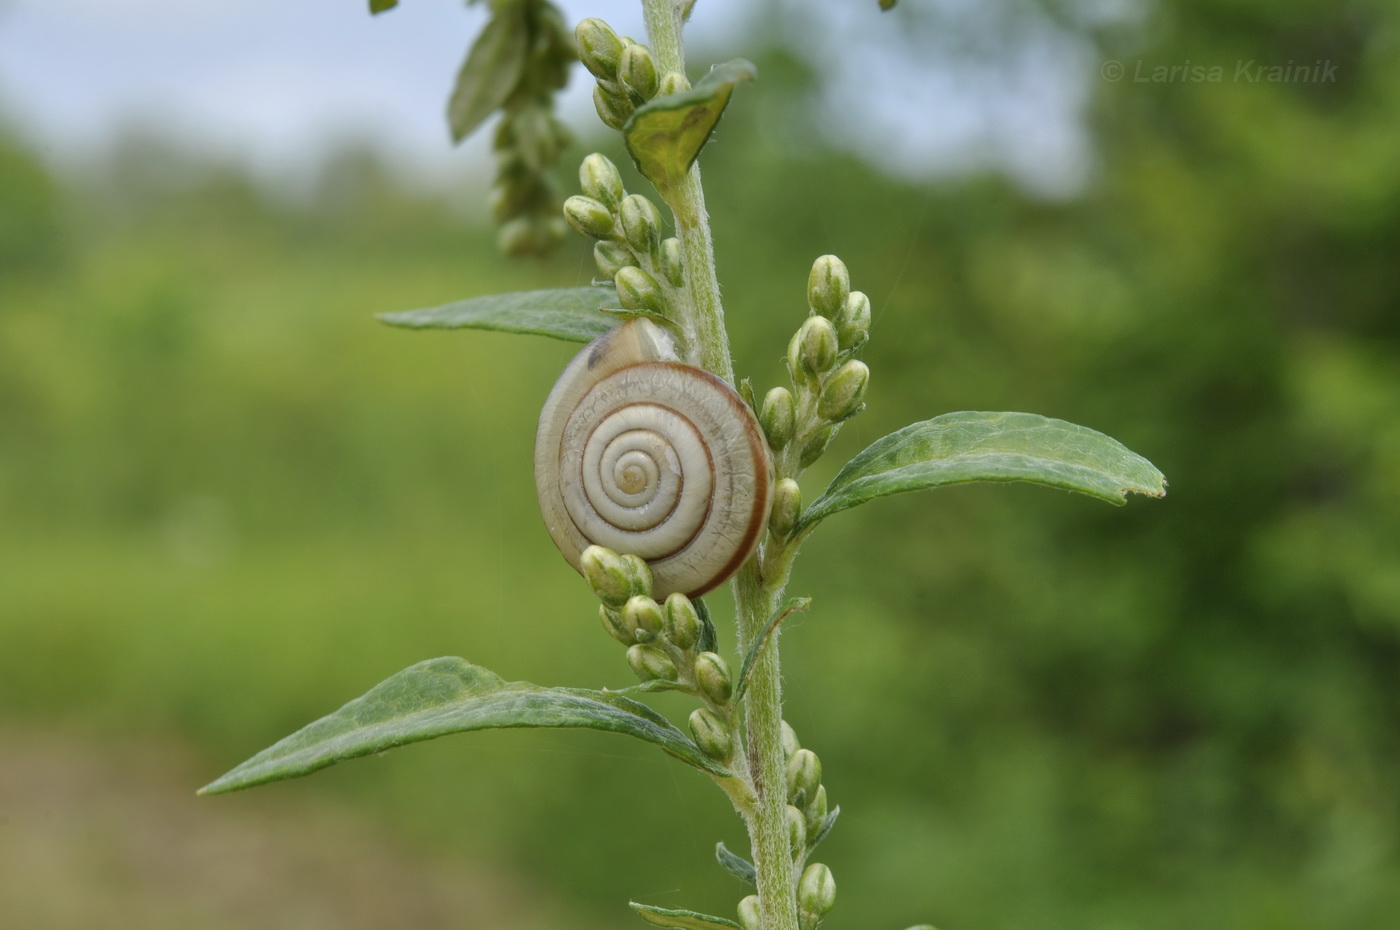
534 319 773 598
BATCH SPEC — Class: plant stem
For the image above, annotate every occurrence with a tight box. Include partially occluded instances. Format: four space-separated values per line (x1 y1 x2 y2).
641 0 732 381
640 5 797 928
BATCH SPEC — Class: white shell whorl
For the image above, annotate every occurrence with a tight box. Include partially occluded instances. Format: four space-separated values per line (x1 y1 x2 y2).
534 319 772 598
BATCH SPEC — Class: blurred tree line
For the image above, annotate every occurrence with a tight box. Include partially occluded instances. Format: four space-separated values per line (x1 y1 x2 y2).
1 0 1396 928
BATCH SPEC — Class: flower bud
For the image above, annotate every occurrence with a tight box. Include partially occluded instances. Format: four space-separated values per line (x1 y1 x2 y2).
689 707 733 760
592 83 633 130
657 70 691 96
786 748 822 805
618 43 659 101
579 153 624 211
737 895 762 930
661 592 701 650
627 643 677 682
797 316 839 379
817 360 869 423
622 594 664 642
618 193 663 258
835 290 870 351
781 720 801 758
599 605 631 645
798 863 836 919
593 241 634 280
804 784 828 834
660 237 684 287
768 478 801 539
619 553 654 598
760 387 796 450
614 266 666 315
786 803 808 854
808 255 851 318
798 425 835 469
580 545 632 607
563 195 615 240
576 18 624 80
694 652 733 703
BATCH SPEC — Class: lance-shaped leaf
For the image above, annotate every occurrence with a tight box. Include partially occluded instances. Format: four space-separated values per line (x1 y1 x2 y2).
715 841 757 886
378 286 619 342
369 0 399 13
199 657 731 795
623 59 756 194
798 411 1166 532
448 1 528 142
630 903 742 930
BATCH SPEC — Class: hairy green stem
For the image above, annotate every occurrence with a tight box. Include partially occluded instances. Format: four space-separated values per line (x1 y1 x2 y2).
640 4 797 928
641 0 732 380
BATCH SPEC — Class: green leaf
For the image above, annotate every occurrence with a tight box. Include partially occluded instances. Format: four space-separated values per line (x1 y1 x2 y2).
733 598 810 704
798 411 1167 532
378 286 619 342
807 806 840 853
447 2 528 143
369 0 399 14
199 657 730 795
630 903 742 930
694 596 719 655
715 841 757 886
623 58 756 193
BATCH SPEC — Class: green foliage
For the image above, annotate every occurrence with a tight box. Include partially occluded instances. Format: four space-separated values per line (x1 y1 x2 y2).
447 1 530 143
378 285 619 341
624 59 756 195
799 411 1167 532
201 657 731 794
630 903 741 930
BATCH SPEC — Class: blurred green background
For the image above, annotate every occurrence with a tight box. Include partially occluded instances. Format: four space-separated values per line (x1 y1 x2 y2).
3 1 1399 929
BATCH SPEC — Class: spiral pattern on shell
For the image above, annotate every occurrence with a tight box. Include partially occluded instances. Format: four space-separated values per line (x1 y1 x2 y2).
535 319 773 598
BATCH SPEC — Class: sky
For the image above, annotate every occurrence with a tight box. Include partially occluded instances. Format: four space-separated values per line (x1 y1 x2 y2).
0 0 1094 194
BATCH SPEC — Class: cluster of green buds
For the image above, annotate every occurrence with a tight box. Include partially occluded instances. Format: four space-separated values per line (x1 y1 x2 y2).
758 255 871 538
576 17 690 131
738 722 838 930
582 546 738 765
564 152 685 322
486 0 575 256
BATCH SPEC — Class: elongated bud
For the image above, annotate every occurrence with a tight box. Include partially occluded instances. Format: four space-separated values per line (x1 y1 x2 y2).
657 70 691 96
619 194 663 258
627 643 677 682
615 266 666 315
563 195 614 240
579 153 624 211
818 360 869 423
580 545 632 607
660 237 684 287
622 594 664 642
798 863 836 919
618 43 659 101
786 804 808 854
798 425 835 469
760 387 796 450
769 478 801 539
787 748 822 806
592 83 633 130
599 605 631 645
576 18 624 80
689 707 733 760
804 784 828 833
808 255 851 318
593 240 634 280
662 592 701 650
781 720 801 758
835 290 871 350
797 316 839 379
737 895 762 930
619 553 654 598
694 652 733 703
